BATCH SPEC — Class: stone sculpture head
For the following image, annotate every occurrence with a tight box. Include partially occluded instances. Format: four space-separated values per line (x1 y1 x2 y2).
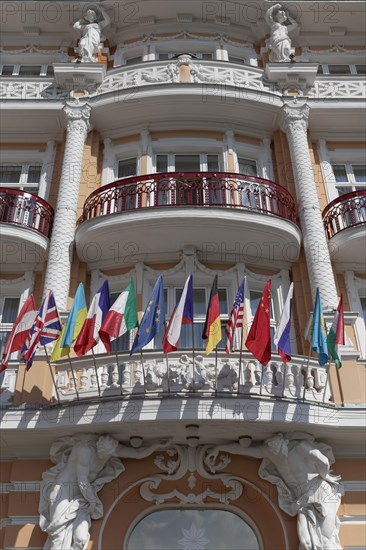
96 435 119 458
85 9 97 23
266 433 289 456
274 9 287 24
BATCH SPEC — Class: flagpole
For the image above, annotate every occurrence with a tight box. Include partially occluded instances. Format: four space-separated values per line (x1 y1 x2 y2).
281 362 287 397
191 322 195 393
237 325 244 395
165 353 170 394
115 352 124 396
259 362 264 396
302 343 313 401
139 351 147 394
43 345 61 404
91 349 101 397
322 361 331 404
67 353 80 400
335 362 345 407
214 346 218 394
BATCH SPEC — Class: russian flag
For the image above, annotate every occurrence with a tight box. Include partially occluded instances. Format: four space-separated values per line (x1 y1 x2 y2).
274 283 294 363
74 280 111 357
162 274 193 353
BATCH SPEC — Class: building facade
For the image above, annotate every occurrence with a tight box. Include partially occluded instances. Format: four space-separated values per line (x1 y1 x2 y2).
0 1 365 549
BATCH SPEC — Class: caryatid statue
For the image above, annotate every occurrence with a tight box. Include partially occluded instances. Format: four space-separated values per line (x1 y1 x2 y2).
73 6 111 63
265 4 299 62
206 432 343 550
39 434 169 550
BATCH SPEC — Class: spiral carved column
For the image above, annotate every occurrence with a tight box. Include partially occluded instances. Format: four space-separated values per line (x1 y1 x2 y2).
281 101 338 310
43 101 91 310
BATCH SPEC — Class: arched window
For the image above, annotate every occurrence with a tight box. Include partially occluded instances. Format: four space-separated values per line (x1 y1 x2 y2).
126 508 261 550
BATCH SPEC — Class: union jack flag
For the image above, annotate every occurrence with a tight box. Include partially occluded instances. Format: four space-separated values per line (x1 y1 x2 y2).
22 291 62 370
225 278 246 354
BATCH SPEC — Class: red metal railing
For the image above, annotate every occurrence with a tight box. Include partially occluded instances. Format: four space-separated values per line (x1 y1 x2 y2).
0 187 54 238
322 190 366 239
79 172 298 224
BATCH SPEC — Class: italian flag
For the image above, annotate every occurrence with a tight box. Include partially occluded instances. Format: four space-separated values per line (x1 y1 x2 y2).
99 279 138 353
327 295 345 368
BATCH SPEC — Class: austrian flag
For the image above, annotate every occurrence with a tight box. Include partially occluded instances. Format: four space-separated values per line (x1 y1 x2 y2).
1 295 37 372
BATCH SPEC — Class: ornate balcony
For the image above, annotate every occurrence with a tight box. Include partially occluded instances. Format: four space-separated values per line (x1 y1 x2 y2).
53 350 331 405
0 187 54 270
76 172 301 267
322 190 366 267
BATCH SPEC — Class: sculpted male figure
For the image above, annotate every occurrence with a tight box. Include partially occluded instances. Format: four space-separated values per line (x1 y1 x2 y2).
39 434 168 550
207 433 343 550
265 4 298 62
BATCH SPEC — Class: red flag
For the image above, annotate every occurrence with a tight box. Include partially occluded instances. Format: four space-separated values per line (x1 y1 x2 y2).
1 295 37 372
245 280 271 366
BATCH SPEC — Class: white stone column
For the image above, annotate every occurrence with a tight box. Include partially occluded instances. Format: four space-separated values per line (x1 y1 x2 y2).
43 101 91 310
281 101 338 310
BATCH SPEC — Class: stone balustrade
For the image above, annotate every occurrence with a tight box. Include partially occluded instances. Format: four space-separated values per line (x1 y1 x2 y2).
52 351 331 404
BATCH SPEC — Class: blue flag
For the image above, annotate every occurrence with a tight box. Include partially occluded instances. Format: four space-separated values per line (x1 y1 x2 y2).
130 275 165 355
311 288 329 367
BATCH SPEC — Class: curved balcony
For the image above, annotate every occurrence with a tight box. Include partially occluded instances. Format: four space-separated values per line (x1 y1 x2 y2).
53 350 330 406
323 190 366 266
76 172 301 267
0 187 54 270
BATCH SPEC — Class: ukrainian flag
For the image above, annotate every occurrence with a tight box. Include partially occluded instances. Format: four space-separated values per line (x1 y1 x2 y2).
50 283 87 361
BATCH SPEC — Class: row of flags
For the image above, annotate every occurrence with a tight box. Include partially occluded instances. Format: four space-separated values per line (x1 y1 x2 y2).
0 275 345 373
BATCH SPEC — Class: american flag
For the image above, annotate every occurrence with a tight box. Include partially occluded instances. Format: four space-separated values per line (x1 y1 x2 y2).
225 278 246 354
22 291 62 370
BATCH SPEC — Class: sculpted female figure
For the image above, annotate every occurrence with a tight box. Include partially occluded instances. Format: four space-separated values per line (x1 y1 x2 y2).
265 4 298 62
73 6 111 62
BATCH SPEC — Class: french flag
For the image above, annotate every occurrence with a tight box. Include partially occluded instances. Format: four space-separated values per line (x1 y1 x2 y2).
274 283 294 363
162 274 193 353
74 280 111 357
1 295 37 372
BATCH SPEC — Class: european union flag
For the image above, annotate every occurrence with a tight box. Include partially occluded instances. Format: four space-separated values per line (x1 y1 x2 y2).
130 275 165 355
311 288 329 366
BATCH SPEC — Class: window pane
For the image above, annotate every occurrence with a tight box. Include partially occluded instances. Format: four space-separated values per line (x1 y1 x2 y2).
250 291 262 316
336 186 353 196
201 53 213 60
2 65 14 76
355 65 366 75
27 165 41 183
238 158 257 177
218 288 227 314
118 158 137 178
0 166 22 184
19 65 42 76
158 53 170 60
2 298 20 323
353 165 366 183
317 65 324 75
125 56 143 65
175 155 200 172
127 508 260 550
156 155 168 173
228 56 246 64
207 154 219 171
0 331 11 359
46 65 54 76
332 165 348 182
360 297 366 324
328 65 351 75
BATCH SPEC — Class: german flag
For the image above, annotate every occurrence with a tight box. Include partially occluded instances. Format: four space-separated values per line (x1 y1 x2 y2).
202 275 222 355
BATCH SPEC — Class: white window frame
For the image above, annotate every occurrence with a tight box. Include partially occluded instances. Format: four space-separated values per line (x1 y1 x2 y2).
318 141 366 202
0 64 53 76
345 272 366 359
0 145 56 200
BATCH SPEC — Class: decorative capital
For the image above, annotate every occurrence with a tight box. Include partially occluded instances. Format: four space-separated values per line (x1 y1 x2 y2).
63 101 92 133
280 101 310 135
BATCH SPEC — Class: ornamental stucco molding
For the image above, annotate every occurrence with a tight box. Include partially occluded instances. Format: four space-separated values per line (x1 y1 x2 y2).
63 101 92 134
280 100 309 135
